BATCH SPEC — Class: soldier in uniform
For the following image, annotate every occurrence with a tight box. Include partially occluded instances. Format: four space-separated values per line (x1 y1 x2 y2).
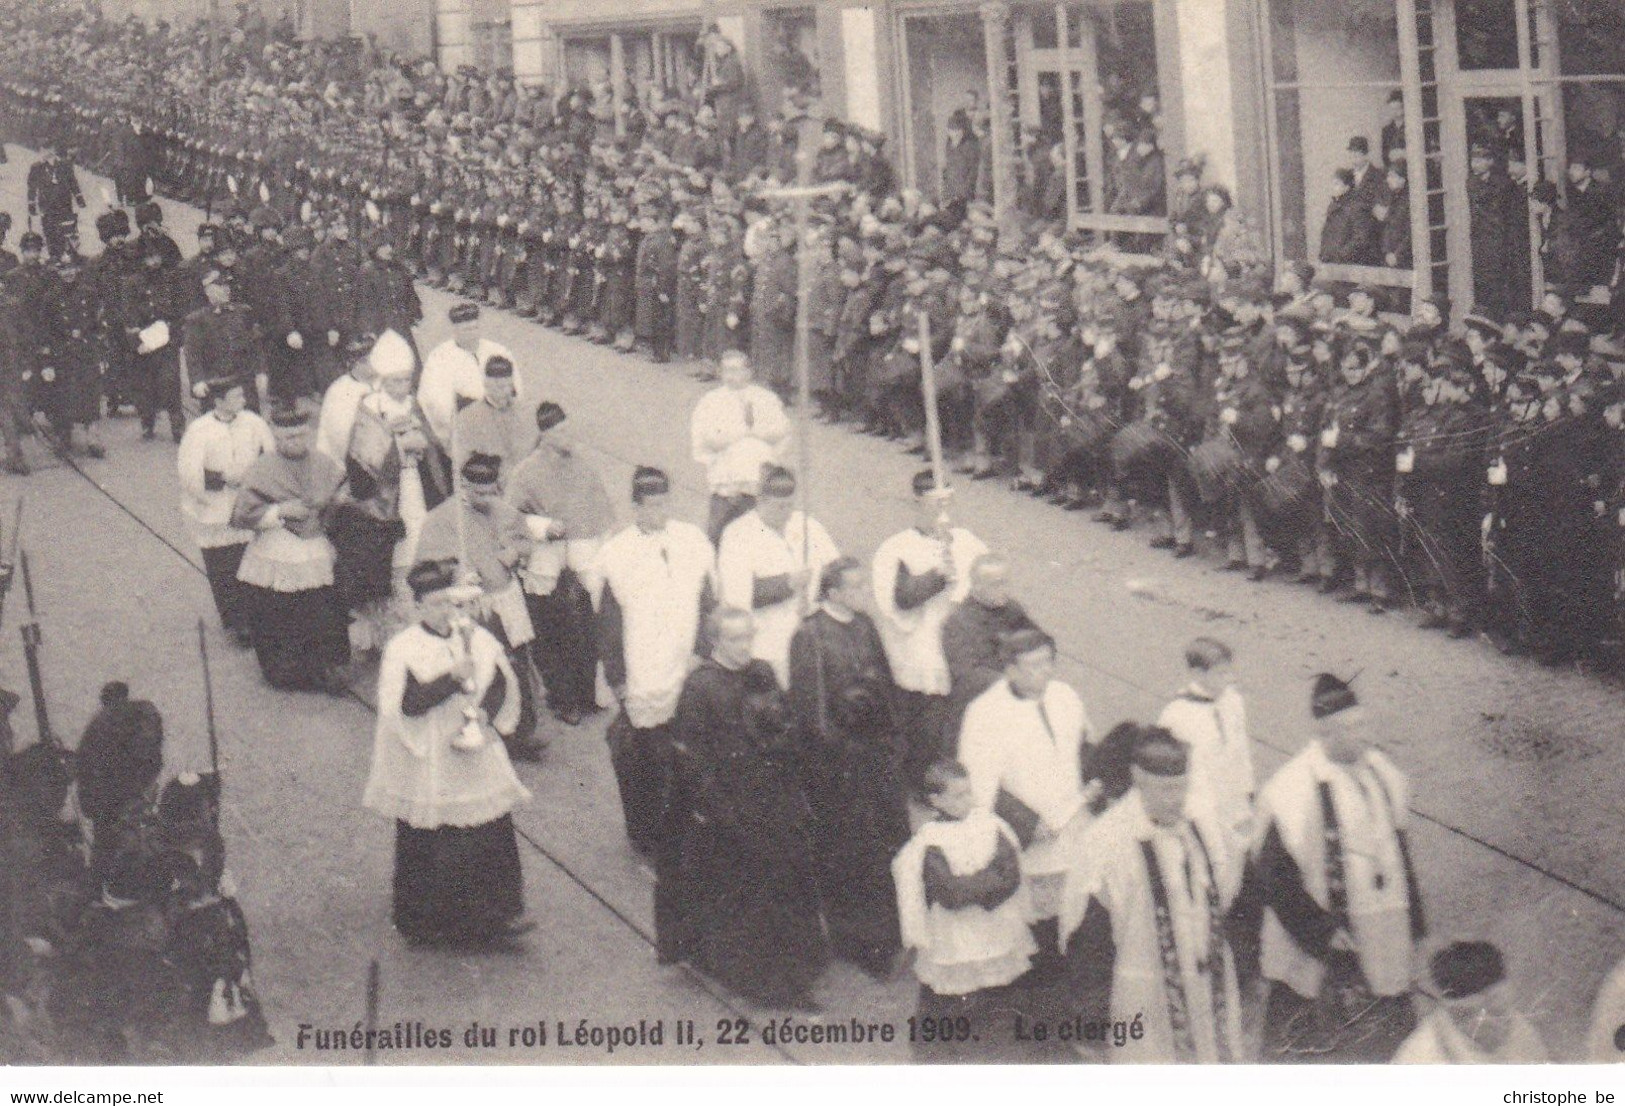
122 233 188 442
260 225 321 404
1201 327 1281 579
309 218 366 383
26 142 85 260
1124 278 1205 557
1394 342 1493 637
0 232 52 474
596 201 637 351
561 199 600 336
87 210 140 416
674 209 709 361
357 237 423 368
237 206 292 403
1049 317 1131 511
541 186 579 329
133 202 182 274
748 216 798 401
703 212 750 365
634 204 679 363
181 268 267 420
1316 323 1399 612
39 249 108 459
1515 332 1614 666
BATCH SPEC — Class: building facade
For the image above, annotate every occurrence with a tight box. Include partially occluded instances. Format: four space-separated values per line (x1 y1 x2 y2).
96 0 1625 317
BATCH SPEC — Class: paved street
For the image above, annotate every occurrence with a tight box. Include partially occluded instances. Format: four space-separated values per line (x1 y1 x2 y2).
1 148 1622 1064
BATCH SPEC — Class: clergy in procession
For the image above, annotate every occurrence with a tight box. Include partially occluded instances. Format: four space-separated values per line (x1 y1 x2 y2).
958 627 1095 958
940 552 1040 738
417 303 517 447
689 349 791 544
451 354 537 471
873 471 989 790
314 332 379 466
1156 637 1256 853
893 759 1036 1063
1393 941 1547 1063
349 329 450 583
505 402 614 727
716 464 839 688
229 405 351 694
787 556 910 979
1059 726 1246 1063
177 377 275 647
664 607 828 1011
413 451 545 761
328 331 439 653
595 466 716 857
1250 673 1425 1062
362 558 535 949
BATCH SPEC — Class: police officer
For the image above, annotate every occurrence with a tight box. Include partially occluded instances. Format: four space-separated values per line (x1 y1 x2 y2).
87 209 140 415
123 235 188 442
39 248 107 458
181 268 266 420
26 142 85 260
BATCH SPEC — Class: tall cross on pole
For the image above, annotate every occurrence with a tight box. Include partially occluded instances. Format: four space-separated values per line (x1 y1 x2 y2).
759 172 844 565
759 141 845 765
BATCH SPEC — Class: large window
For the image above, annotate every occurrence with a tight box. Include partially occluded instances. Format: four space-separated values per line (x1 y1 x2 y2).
511 3 549 86
895 0 1175 249
761 7 822 114
899 11 990 205
1029 1 1166 241
1443 0 1625 311
1263 0 1423 289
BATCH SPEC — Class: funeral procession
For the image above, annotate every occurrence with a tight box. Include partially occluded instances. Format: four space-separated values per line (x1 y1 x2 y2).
2 0 1625 1071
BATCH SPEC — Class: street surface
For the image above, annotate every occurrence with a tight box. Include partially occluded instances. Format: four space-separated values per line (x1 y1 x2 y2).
1 148 1621 1064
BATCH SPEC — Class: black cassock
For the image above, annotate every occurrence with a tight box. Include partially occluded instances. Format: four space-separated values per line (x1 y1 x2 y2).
787 609 910 978
662 658 828 1008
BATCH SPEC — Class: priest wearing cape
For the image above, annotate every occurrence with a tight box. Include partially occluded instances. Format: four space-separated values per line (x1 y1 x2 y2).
664 607 828 1010
349 330 450 584
787 556 910 979
328 330 446 652
451 354 537 472
1059 726 1247 1063
362 559 535 948
1248 673 1424 1063
505 401 614 726
229 404 351 693
414 451 545 761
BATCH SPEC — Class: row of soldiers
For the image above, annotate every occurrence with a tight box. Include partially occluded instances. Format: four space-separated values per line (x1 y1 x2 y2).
1 3 1621 673
0 151 423 474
